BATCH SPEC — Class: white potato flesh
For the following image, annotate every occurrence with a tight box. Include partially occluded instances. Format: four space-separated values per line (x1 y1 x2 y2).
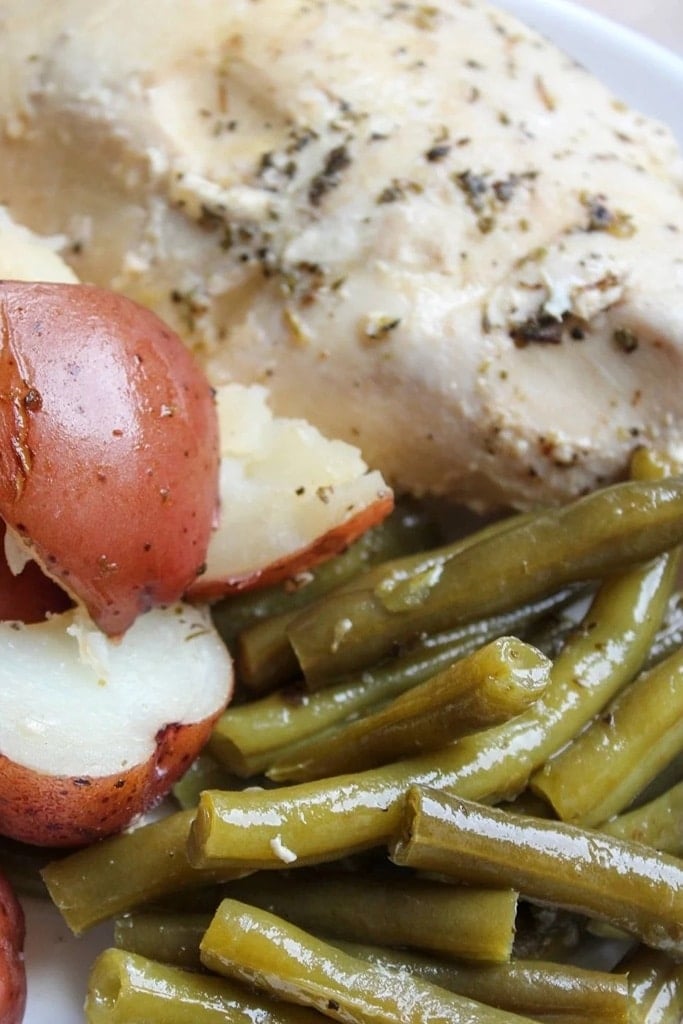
0 603 232 776
201 383 391 585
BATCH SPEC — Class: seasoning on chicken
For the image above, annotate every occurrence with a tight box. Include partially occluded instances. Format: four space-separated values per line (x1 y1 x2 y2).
0 0 682 509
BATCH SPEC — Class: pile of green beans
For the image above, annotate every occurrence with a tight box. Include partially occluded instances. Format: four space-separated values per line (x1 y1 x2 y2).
531 644 683 826
390 786 683 957
289 475 683 684
208 590 572 779
214 498 441 693
35 456 683 1024
268 636 552 782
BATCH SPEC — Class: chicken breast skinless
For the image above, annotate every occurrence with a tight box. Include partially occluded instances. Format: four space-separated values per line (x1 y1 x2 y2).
0 0 681 510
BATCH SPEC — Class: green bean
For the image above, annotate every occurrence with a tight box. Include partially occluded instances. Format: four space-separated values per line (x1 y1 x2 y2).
172 753 241 809
268 638 551 782
236 613 302 695
287 477 683 686
85 948 325 1024
582 920 630 944
600 779 683 856
0 835 70 899
200 899 540 1024
390 787 683 958
626 748 683 808
188 554 676 871
230 871 517 962
236 507 440 692
505 791 556 820
236 510 522 693
41 809 247 935
212 499 439 654
530 584 683 676
210 591 573 778
642 591 683 670
531 645 683 826
313 510 532 602
115 871 517 965
115 912 209 969
617 945 683 1024
522 609 586 662
335 941 629 1024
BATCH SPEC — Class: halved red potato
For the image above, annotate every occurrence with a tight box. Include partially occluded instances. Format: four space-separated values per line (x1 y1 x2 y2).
188 384 394 600
0 602 232 846
0 281 219 636
0 523 72 623
0 871 25 1024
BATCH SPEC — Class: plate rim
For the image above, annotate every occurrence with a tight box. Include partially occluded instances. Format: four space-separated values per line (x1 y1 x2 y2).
498 0 683 141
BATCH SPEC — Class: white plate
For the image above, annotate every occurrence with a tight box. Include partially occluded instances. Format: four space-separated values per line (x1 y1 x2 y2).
21 3 683 1022
502 0 683 141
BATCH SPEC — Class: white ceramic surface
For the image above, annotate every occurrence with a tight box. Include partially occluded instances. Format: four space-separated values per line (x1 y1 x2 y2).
573 0 683 56
503 0 683 140
20 2 683 1021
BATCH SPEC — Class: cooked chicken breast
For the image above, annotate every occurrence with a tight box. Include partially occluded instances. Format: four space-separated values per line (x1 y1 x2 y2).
0 0 682 509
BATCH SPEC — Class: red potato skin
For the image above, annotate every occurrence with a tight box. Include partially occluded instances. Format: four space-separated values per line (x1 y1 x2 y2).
0 282 219 636
189 490 395 600
0 713 223 848
0 525 72 623
0 872 25 1024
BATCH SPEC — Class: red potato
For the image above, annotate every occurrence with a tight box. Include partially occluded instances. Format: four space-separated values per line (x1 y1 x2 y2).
0 602 232 847
0 719 212 848
189 384 394 599
0 872 25 1024
0 282 392 620
0 281 392 851
0 524 71 623
0 282 219 636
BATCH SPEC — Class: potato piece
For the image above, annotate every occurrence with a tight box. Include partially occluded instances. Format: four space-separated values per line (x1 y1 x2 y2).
0 524 71 623
0 872 25 1024
0 281 219 636
0 603 232 846
189 384 393 599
